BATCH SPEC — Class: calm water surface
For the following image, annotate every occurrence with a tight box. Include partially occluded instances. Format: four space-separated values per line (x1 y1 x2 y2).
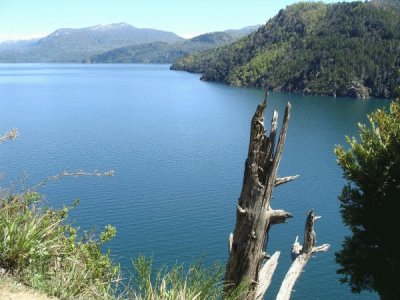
0 64 387 299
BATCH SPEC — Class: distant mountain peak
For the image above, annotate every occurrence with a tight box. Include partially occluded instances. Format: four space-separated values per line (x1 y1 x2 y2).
48 28 73 37
89 23 134 31
47 23 135 37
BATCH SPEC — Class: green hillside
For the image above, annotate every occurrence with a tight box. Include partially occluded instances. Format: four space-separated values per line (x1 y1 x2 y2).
171 2 400 99
86 27 259 64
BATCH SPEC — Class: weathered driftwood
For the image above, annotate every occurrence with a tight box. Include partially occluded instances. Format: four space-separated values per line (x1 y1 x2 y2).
224 97 297 298
276 211 330 300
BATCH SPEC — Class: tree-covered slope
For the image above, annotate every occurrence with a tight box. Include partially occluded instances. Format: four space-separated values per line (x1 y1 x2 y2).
86 27 259 64
371 0 400 9
171 2 400 99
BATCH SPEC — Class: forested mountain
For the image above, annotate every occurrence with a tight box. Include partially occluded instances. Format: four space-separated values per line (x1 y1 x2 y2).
171 2 400 99
0 23 182 62
86 27 260 64
371 0 400 9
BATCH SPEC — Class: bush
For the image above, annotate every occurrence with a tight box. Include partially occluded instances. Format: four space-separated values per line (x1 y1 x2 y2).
335 100 400 299
0 192 120 299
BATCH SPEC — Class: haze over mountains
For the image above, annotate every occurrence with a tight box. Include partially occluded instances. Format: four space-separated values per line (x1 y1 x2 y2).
0 23 259 63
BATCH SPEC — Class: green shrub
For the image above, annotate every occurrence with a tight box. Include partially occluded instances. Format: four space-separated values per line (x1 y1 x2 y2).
0 192 120 299
335 100 400 299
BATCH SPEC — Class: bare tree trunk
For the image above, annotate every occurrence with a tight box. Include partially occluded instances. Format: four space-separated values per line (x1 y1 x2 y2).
276 211 330 300
224 97 296 298
224 97 330 299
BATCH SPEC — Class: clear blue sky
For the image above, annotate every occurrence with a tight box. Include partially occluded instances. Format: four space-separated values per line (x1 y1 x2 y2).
0 0 348 41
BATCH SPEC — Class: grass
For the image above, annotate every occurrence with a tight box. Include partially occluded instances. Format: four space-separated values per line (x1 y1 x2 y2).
130 256 224 300
0 191 247 300
0 192 120 299
0 191 245 299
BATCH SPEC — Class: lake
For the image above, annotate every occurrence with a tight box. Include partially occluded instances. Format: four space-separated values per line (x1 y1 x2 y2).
0 64 387 299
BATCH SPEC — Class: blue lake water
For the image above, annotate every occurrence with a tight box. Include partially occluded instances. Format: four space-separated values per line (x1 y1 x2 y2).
0 64 387 299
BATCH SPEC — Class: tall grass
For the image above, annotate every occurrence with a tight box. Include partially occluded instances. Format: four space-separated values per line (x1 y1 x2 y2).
130 256 223 300
129 255 245 300
0 191 246 300
0 192 120 299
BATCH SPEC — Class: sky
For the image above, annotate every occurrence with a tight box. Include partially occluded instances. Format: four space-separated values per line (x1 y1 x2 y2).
0 0 348 42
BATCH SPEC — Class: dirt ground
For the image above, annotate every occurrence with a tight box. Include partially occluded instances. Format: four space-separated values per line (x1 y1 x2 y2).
0 275 55 300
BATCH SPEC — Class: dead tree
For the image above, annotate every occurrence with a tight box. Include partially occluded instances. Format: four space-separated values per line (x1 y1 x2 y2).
224 96 329 299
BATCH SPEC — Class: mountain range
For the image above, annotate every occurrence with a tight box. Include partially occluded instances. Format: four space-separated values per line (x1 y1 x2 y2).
0 24 259 63
172 1 400 99
86 26 259 64
0 23 182 62
2 1 399 99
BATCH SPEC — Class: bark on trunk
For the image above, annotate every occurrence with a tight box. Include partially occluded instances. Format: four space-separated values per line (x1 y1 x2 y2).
224 97 296 298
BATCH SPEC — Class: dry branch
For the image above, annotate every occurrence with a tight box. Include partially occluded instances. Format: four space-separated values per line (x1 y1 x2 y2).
254 251 280 300
275 175 299 187
0 129 18 144
23 170 114 194
276 210 330 300
270 209 293 225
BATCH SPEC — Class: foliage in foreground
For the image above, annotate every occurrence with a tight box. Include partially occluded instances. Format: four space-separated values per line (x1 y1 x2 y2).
0 130 237 299
0 192 120 299
335 100 400 299
129 256 243 300
0 190 235 300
